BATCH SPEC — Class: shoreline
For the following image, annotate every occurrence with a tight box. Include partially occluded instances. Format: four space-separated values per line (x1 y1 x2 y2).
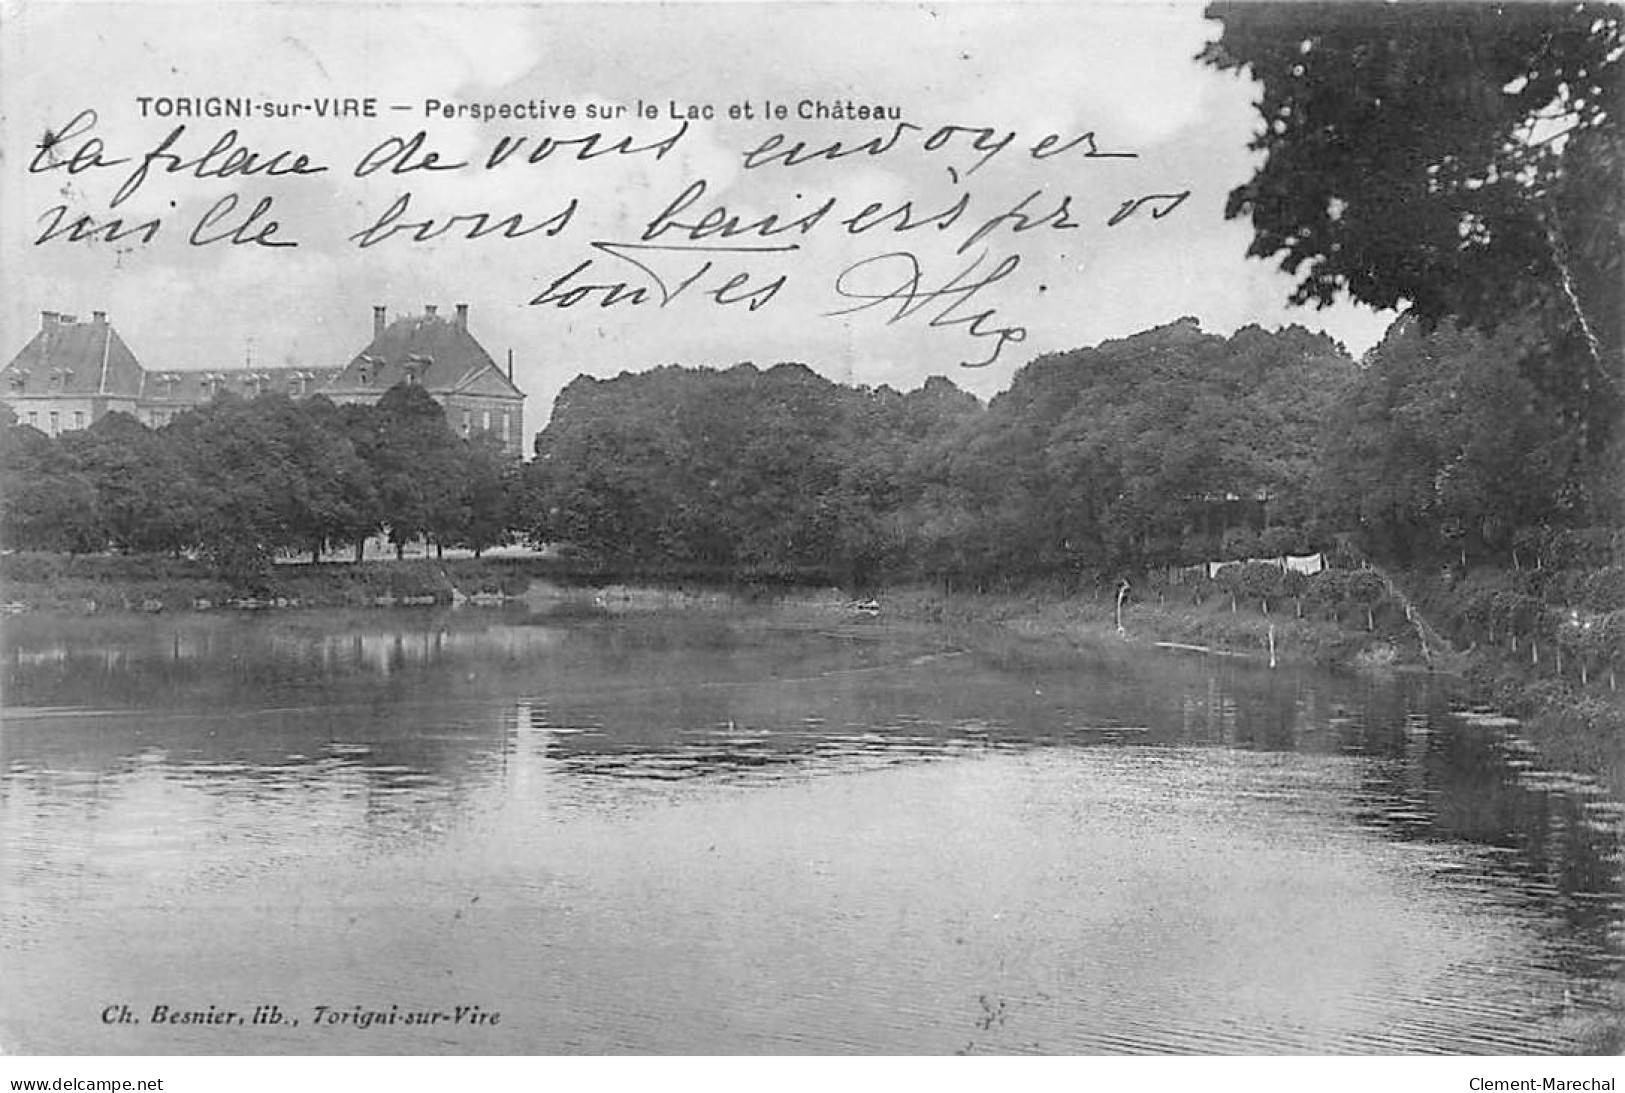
874 585 1623 797
3 557 1619 797
869 584 1428 671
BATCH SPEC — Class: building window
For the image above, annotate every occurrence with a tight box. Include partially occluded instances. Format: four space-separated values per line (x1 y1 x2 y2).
73 410 85 430
26 411 38 428
461 409 471 438
501 410 510 443
48 411 59 436
482 408 491 432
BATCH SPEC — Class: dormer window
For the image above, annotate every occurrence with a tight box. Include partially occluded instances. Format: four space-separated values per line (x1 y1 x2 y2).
7 369 27 391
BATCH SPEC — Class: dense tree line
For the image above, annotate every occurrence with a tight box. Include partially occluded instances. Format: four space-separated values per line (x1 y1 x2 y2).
517 362 982 585
517 321 1345 585
0 385 515 577
513 314 1616 590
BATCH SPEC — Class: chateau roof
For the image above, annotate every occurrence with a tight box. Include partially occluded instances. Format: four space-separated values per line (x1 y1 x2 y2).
327 304 523 400
2 312 145 398
139 366 344 404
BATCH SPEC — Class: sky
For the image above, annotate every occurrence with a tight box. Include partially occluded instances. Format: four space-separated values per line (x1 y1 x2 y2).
0 0 1396 448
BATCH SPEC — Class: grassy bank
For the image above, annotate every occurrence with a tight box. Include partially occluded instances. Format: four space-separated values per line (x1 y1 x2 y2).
0 552 531 613
877 581 1417 669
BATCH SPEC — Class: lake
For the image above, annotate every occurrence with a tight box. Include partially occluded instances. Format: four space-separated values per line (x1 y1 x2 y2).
1 604 1620 1054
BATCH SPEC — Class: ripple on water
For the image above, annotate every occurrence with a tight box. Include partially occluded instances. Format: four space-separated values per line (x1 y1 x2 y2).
2 613 1621 1054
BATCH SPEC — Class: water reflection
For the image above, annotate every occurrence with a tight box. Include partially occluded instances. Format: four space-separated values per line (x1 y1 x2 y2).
1 607 1620 1054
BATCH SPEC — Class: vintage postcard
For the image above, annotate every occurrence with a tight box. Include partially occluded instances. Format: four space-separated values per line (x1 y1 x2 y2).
1 0 1620 1072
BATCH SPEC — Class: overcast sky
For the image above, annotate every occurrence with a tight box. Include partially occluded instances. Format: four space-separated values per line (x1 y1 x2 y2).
1 0 1394 446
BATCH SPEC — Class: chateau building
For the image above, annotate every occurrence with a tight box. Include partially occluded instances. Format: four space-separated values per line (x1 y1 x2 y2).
1 304 524 455
323 305 525 456
2 311 148 435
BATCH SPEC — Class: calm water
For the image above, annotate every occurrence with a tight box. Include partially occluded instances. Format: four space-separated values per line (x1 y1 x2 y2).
1 605 1621 1055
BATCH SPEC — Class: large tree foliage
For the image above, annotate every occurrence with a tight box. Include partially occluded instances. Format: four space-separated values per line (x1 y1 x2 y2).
0 421 101 553
524 364 857 575
1319 317 1579 564
516 323 1352 584
950 318 1353 572
367 384 468 559
1199 3 1623 464
63 412 208 556
0 384 518 573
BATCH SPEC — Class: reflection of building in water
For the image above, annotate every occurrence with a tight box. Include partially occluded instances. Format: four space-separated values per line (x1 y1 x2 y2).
1181 675 1240 745
290 625 564 678
503 700 564 815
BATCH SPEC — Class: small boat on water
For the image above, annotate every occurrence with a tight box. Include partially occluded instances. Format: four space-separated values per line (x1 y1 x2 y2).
848 598 881 617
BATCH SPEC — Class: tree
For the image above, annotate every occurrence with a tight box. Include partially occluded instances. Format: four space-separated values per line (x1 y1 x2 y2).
1317 316 1574 564
163 393 311 582
66 412 206 556
0 421 101 553
969 318 1350 572
368 384 464 558
1199 3 1622 474
444 432 512 558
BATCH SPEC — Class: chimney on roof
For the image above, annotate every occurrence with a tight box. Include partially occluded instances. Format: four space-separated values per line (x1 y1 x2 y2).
507 348 514 381
92 310 106 325
425 304 438 319
373 305 387 338
40 311 59 328
455 303 468 330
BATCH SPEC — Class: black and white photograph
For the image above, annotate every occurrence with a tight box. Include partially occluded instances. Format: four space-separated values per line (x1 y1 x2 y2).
0 0 1620 1076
